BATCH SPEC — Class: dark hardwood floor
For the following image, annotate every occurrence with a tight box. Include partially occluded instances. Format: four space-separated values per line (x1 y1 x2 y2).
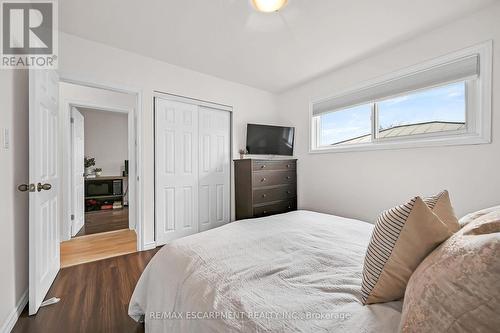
13 248 160 333
76 207 129 237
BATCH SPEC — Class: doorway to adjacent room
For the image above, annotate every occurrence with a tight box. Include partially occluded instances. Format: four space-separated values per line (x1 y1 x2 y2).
59 81 139 268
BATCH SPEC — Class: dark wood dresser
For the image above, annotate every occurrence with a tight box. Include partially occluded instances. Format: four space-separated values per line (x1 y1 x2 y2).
234 159 297 220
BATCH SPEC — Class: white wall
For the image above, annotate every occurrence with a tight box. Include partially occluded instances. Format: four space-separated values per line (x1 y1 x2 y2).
78 108 128 176
0 70 29 332
276 3 500 223
58 32 280 248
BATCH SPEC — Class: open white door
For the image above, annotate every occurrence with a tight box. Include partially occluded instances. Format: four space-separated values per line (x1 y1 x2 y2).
71 108 85 236
28 69 60 315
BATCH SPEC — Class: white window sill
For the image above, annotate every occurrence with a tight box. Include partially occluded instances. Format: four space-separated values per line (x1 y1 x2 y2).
309 133 491 154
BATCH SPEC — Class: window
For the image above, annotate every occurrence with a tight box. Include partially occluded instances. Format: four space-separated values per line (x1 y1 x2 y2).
311 42 492 152
377 82 466 139
319 104 372 145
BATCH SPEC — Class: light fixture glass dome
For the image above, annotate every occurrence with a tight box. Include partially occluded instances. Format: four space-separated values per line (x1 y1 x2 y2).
251 0 288 13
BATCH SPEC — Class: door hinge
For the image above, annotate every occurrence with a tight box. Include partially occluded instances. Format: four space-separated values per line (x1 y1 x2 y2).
70 214 75 220
70 117 74 124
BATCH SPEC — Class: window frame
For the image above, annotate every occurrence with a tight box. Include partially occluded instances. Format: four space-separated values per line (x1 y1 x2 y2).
309 41 492 154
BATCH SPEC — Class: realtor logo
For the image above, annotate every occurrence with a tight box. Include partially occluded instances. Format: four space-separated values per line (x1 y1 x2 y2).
1 0 57 68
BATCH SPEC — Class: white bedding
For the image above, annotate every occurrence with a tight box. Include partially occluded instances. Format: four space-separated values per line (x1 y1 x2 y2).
129 210 402 332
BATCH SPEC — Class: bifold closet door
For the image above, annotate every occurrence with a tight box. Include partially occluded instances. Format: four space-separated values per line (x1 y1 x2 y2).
198 107 231 232
155 98 199 244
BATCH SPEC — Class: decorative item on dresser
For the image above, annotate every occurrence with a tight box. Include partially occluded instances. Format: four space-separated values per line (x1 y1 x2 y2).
234 159 297 219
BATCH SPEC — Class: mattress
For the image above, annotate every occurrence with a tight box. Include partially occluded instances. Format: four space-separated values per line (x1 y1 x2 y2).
129 210 402 332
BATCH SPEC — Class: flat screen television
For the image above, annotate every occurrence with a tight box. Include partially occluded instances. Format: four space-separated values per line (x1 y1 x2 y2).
246 124 295 156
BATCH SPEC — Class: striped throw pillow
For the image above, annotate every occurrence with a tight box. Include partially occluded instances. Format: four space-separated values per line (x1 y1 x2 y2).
361 196 452 304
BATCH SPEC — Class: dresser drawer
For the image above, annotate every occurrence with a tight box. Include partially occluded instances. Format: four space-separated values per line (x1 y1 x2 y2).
253 160 296 172
253 185 296 204
252 170 296 188
253 199 297 217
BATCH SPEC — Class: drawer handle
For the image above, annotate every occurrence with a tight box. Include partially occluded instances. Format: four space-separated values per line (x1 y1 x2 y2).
261 165 266 169
261 178 266 182
288 205 292 209
263 210 268 214
287 164 291 168
286 176 291 180
287 190 291 194
262 194 267 198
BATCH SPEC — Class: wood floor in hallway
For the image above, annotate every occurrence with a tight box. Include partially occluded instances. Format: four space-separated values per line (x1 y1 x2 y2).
60 229 137 268
75 208 129 237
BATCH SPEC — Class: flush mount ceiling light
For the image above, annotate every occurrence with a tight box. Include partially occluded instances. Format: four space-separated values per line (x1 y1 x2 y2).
251 0 288 13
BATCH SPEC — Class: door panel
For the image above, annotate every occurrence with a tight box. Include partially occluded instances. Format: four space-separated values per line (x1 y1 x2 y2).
163 187 175 231
198 107 231 232
155 98 199 245
71 108 85 236
29 69 60 315
199 185 210 225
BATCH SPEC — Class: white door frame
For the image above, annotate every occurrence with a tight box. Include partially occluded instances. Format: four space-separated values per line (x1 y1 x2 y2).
153 91 233 243
59 76 145 251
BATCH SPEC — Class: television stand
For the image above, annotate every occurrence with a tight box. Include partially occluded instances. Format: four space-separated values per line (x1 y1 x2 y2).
84 176 127 212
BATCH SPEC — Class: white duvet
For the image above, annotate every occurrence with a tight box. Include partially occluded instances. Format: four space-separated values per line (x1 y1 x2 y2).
129 210 402 332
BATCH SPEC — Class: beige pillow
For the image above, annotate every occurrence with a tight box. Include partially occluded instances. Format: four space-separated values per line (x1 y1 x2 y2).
400 210 500 332
459 204 500 227
423 190 460 233
361 196 451 305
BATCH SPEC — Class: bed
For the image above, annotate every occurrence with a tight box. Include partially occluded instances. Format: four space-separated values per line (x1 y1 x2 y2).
129 210 403 332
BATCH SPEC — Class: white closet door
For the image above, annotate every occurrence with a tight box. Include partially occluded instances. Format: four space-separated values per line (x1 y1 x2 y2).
155 98 199 245
198 107 231 232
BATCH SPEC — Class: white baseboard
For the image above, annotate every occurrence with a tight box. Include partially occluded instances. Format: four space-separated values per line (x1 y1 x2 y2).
0 289 28 333
142 241 156 251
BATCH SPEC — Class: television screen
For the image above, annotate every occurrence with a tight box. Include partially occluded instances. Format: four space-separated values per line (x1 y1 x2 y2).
246 124 295 156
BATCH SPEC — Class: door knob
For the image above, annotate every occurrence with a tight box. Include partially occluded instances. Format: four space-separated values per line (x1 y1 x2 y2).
37 183 52 192
18 183 35 192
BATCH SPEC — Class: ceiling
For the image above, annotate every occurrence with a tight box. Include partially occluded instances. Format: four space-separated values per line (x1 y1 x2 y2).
60 0 497 93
